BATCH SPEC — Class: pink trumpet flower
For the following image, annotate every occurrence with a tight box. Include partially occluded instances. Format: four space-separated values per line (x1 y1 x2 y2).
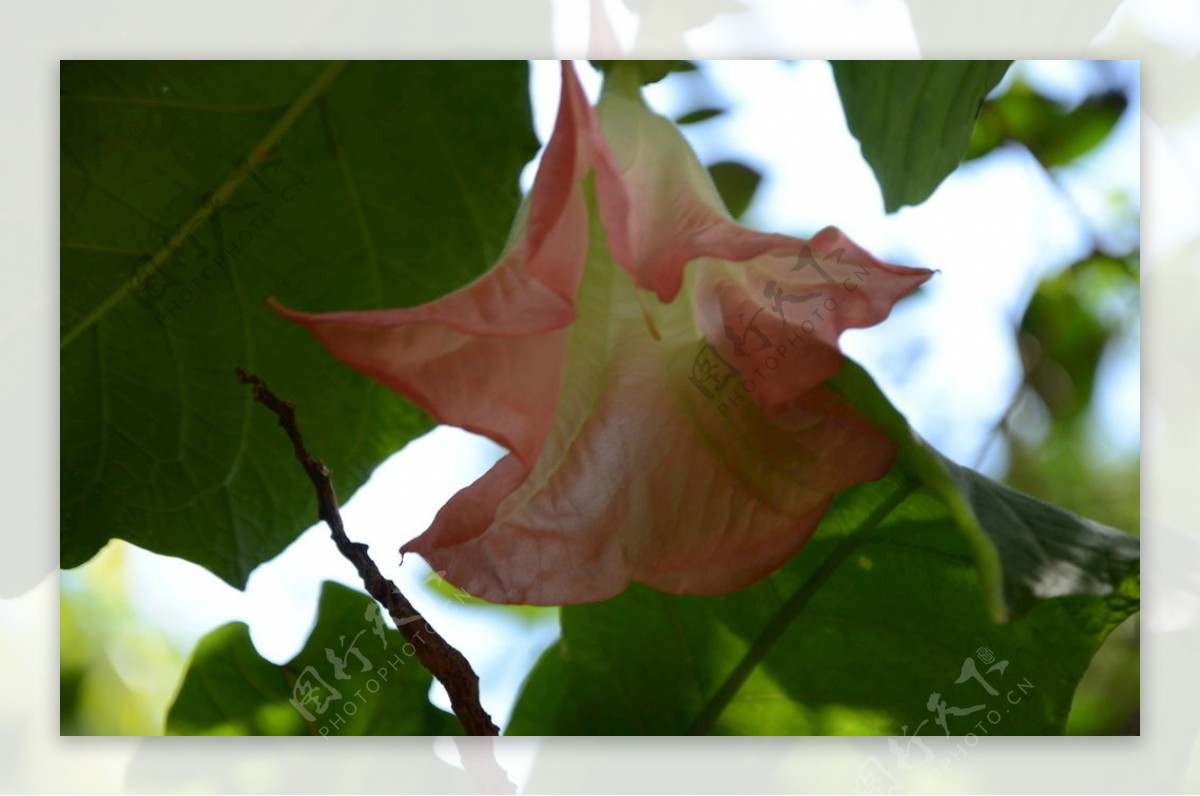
272 62 933 605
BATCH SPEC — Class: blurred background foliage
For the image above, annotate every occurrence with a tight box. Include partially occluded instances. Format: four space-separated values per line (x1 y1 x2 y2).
59 59 1139 737
966 67 1140 735
60 544 184 735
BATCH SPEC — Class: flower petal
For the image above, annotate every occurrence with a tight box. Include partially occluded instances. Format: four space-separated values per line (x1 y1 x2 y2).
401 218 906 604
399 65 933 604
281 61 934 606
589 77 794 302
271 63 596 466
693 226 933 412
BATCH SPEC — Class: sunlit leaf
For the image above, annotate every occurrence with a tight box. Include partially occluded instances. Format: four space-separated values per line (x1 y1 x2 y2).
828 360 1137 621
1018 253 1135 424
968 81 1127 168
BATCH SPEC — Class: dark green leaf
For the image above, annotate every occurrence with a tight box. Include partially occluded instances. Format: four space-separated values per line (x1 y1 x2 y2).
831 60 1011 212
60 61 538 586
168 581 458 735
707 161 762 219
507 359 1138 735
967 82 1127 168
676 107 724 125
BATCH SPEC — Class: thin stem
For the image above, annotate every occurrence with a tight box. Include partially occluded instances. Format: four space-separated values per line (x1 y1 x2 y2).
235 368 498 736
972 383 1026 470
688 478 916 735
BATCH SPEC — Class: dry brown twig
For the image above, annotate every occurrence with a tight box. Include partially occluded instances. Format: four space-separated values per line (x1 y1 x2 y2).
235 367 498 736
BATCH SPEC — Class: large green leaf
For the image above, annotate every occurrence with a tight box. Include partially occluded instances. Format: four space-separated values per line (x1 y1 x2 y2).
831 60 1011 212
60 61 537 586
507 361 1138 735
827 360 1138 622
168 581 458 735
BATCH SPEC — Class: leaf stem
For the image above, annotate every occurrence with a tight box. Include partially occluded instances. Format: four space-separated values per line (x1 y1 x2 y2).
688 477 916 735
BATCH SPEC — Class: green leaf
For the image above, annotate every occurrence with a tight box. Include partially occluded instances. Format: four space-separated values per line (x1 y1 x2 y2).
707 161 762 219
508 469 1137 735
168 581 458 735
831 60 1011 212
507 360 1138 735
967 82 1127 168
827 359 1138 622
1018 252 1135 424
60 61 538 586
675 107 724 125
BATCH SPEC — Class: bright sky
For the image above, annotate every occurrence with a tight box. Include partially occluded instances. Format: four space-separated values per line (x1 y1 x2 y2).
76 58 1141 737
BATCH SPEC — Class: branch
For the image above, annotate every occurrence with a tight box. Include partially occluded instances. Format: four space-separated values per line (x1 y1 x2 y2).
235 367 499 736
